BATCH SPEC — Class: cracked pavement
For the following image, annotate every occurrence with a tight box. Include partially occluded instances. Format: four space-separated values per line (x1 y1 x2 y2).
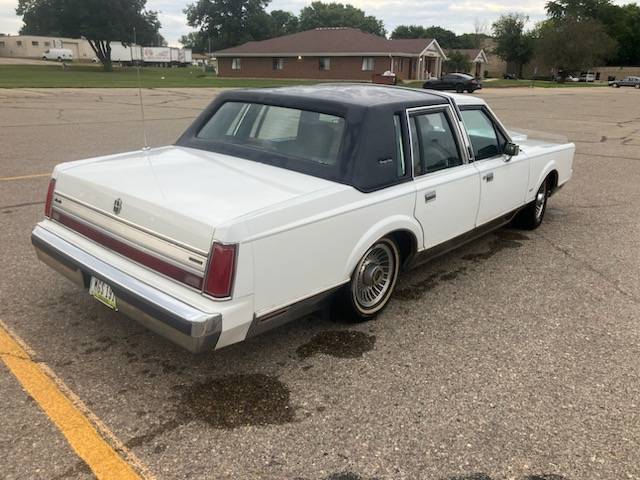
1 87 639 480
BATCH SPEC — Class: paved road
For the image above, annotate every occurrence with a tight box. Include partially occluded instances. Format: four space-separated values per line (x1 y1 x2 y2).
1 87 639 480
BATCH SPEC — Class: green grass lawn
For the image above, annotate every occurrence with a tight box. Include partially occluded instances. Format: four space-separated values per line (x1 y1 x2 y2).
0 64 611 89
0 64 325 88
482 79 607 88
403 78 608 89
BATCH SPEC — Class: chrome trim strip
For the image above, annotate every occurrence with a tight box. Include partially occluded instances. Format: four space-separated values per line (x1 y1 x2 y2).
31 226 222 348
51 207 205 278
53 191 209 257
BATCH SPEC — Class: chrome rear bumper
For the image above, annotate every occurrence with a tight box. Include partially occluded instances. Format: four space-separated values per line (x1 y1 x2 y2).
31 226 221 353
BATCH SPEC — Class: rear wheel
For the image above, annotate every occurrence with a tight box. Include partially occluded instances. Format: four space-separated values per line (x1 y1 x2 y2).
456 84 465 93
512 179 549 230
337 237 400 322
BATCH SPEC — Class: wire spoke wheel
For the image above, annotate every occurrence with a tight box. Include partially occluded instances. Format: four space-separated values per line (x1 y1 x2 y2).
351 239 399 315
535 181 548 222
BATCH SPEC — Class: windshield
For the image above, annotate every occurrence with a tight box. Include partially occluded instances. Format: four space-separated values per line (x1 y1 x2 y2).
196 102 345 166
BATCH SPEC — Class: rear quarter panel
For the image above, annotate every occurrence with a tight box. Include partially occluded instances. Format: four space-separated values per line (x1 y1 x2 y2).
237 182 421 317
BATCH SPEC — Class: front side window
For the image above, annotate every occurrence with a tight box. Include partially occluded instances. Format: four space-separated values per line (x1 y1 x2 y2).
231 58 241 70
410 110 463 176
319 57 330 71
362 57 375 71
272 58 283 70
197 102 345 166
461 109 504 160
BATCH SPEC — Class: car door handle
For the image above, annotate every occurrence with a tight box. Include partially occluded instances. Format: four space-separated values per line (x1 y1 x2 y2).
424 191 437 203
483 172 494 182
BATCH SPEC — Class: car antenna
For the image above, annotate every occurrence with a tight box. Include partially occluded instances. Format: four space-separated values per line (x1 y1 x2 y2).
133 27 150 151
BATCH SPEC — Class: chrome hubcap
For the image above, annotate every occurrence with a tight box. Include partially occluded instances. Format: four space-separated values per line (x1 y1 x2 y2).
535 184 546 220
354 243 394 309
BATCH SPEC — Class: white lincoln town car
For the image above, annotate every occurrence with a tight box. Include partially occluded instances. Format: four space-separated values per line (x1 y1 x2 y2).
32 85 574 352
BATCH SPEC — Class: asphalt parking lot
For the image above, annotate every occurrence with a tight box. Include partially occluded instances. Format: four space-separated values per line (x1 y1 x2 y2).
1 86 639 480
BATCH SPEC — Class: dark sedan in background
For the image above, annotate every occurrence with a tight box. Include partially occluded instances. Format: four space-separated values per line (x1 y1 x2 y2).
423 73 482 93
609 76 640 89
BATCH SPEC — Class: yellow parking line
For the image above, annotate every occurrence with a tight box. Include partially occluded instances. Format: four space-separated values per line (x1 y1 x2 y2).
0 173 51 181
0 320 154 480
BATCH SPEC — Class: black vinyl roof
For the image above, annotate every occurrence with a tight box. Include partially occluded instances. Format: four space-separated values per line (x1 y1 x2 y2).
176 84 450 192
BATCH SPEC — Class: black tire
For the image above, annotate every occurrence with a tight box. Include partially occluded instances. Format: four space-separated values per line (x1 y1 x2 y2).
456 84 465 93
512 178 549 230
467 88 475 94
335 237 400 322
635 84 640 89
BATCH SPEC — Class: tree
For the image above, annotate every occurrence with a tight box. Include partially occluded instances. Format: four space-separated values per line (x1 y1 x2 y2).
545 0 640 65
270 10 299 37
298 2 385 36
444 51 472 73
184 0 272 52
16 0 162 71
180 31 208 53
492 13 535 77
536 16 616 73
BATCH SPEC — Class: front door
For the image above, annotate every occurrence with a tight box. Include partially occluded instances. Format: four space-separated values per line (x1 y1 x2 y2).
460 107 530 225
409 106 480 249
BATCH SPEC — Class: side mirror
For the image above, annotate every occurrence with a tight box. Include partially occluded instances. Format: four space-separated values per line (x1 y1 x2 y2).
504 142 520 157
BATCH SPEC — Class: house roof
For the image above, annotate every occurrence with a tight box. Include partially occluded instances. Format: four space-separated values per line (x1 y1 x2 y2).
446 49 488 63
213 27 440 58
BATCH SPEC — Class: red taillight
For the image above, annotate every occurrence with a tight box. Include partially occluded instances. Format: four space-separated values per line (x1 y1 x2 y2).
44 178 56 217
203 243 237 298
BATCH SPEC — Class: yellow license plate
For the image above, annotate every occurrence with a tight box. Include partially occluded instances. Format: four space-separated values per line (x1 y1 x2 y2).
89 276 117 310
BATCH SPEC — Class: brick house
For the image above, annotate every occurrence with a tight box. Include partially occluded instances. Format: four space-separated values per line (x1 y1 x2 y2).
213 27 447 81
445 49 489 77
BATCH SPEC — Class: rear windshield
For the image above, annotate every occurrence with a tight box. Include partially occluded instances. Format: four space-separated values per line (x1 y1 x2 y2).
196 102 345 166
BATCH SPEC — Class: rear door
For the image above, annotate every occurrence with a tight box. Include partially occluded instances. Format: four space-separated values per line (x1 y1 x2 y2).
409 105 480 249
461 107 530 225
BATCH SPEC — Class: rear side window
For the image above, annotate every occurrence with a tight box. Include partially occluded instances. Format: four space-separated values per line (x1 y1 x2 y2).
410 110 463 175
461 109 505 160
197 102 345 166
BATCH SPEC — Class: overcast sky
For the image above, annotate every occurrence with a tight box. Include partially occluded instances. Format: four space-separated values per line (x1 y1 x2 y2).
0 0 630 47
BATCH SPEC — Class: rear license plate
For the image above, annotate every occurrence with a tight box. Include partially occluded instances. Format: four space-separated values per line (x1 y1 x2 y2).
89 276 117 310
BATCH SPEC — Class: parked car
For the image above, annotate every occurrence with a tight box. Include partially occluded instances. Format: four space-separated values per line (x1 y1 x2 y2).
42 48 73 62
503 73 517 80
579 72 596 82
32 85 574 353
423 73 482 93
554 73 580 83
609 76 640 89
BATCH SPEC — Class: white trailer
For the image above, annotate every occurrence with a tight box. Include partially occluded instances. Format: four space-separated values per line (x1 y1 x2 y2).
178 49 192 66
170 47 180 64
109 42 141 63
142 47 171 65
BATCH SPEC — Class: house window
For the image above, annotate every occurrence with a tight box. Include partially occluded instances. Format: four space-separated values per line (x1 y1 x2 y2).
32 41 39 46
232 58 241 70
0 41 5 47
44 41 50 47
272 58 284 70
16 41 23 46
361 57 375 71
319 57 330 71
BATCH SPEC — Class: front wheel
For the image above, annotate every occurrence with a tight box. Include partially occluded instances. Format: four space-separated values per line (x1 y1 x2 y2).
456 84 465 93
512 179 549 230
338 237 400 322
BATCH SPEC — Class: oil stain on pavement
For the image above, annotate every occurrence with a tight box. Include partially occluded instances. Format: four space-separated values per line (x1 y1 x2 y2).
182 373 295 428
462 230 529 262
296 330 376 359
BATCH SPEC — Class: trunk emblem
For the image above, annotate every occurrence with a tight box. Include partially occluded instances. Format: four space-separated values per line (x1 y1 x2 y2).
113 198 123 215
